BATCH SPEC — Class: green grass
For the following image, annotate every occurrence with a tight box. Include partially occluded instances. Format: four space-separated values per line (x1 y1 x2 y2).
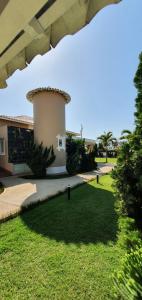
95 157 117 164
0 175 124 300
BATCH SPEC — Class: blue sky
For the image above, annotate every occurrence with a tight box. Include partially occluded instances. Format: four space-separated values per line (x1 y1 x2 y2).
0 0 142 139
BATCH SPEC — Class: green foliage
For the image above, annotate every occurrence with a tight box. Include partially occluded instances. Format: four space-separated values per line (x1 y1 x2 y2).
117 217 141 251
81 148 97 172
66 151 80 175
95 157 117 164
66 137 97 175
97 131 117 162
93 143 98 157
120 130 133 142
112 216 142 300
134 53 142 132
26 142 55 178
112 53 142 221
113 247 142 300
66 136 83 175
112 143 137 217
0 176 123 300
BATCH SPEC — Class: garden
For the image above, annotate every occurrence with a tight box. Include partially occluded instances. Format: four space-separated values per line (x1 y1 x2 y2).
0 175 124 299
0 52 142 300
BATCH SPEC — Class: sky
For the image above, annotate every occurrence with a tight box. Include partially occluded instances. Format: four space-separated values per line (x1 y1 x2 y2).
0 0 142 140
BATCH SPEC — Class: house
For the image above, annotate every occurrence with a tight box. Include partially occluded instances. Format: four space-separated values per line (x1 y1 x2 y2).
0 115 34 174
0 114 95 175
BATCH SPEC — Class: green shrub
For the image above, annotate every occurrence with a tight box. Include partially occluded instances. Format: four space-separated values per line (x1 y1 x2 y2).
66 136 97 175
113 246 142 300
112 216 142 300
66 152 80 175
66 137 82 175
117 217 141 250
81 150 97 172
26 142 55 178
112 53 142 222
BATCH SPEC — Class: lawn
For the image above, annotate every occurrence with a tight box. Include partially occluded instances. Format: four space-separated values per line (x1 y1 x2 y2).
95 157 117 164
0 175 124 300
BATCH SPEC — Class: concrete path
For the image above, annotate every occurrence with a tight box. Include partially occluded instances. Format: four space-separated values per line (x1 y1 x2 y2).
0 163 114 222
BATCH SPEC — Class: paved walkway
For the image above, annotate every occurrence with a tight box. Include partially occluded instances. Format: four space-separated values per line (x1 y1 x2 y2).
0 163 113 222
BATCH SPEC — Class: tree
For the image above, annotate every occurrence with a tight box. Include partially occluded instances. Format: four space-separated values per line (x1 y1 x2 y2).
112 53 142 222
66 136 97 175
97 131 116 162
120 129 133 142
26 142 55 178
93 143 98 157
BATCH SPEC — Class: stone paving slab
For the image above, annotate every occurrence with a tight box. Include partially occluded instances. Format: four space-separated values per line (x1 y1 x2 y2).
0 163 113 222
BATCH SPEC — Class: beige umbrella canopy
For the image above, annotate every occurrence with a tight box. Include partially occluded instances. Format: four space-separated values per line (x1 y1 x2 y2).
0 0 121 88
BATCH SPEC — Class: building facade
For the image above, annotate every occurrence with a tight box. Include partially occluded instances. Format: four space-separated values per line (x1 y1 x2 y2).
0 115 95 175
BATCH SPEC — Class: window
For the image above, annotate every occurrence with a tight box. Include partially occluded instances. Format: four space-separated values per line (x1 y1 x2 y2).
8 126 34 163
56 135 65 152
59 139 62 147
0 138 5 155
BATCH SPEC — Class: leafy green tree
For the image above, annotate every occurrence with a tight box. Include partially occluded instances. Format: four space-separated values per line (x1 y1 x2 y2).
66 136 97 175
26 142 55 178
97 131 116 162
93 143 98 157
66 136 85 175
120 129 133 142
112 53 142 221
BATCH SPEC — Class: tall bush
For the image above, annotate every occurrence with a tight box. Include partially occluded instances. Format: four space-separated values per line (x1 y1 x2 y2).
66 151 80 175
66 136 83 175
66 137 97 175
81 147 97 172
26 142 55 178
112 53 142 222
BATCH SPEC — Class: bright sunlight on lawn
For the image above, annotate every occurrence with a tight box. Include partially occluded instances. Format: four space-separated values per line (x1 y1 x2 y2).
95 157 117 164
0 175 124 300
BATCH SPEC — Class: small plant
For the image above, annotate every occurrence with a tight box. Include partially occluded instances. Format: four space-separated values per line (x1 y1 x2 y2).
26 142 55 178
113 246 142 300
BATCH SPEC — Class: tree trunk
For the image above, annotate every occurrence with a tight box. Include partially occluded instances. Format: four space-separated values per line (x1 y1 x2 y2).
106 150 108 163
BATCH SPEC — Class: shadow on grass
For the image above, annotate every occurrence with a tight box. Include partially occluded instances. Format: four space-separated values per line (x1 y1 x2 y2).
21 182 118 245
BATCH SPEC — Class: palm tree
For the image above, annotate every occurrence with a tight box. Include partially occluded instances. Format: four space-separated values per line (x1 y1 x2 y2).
97 131 116 163
120 129 133 142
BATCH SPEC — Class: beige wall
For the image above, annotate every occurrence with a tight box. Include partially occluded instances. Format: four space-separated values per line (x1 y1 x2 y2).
85 141 95 150
0 125 13 172
33 91 66 168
